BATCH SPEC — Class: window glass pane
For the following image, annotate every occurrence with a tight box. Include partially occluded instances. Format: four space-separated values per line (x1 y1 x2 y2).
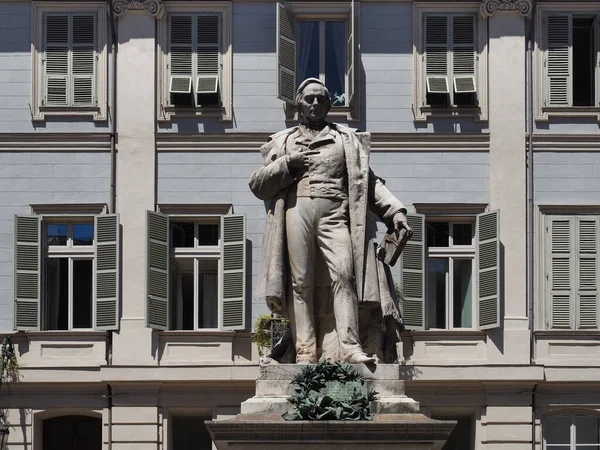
47 224 68 246
172 222 195 248
181 272 195 330
45 258 68 330
198 260 218 328
170 263 179 330
573 18 595 107
427 258 447 329
298 21 320 84
73 223 94 246
545 416 572 445
427 222 449 247
43 415 102 450
453 259 472 328
453 223 473 246
73 259 93 329
198 223 219 246
576 416 600 444
172 416 213 450
325 21 346 106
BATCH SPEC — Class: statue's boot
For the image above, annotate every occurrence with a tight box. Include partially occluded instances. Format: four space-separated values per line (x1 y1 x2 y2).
346 352 376 365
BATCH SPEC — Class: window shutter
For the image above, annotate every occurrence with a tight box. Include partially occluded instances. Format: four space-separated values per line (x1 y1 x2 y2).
346 0 356 106
169 15 194 97
71 15 96 106
477 210 500 330
548 218 573 328
14 215 41 331
147 211 170 330
277 2 296 104
425 15 450 94
400 214 425 330
545 14 572 106
196 15 220 95
94 214 119 331
44 15 69 106
576 218 598 329
220 214 246 331
452 15 476 94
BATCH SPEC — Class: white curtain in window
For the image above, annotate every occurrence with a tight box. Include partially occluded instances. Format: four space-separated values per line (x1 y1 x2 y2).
202 272 218 328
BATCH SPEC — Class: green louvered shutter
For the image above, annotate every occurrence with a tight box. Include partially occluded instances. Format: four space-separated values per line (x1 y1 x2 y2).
548 217 572 328
220 214 246 331
477 210 500 330
425 15 450 96
44 15 70 106
147 211 170 330
576 217 598 329
196 15 220 95
169 15 194 100
72 15 96 106
545 14 572 107
14 215 41 331
277 2 296 104
401 214 425 330
94 214 119 330
346 0 356 107
452 15 476 94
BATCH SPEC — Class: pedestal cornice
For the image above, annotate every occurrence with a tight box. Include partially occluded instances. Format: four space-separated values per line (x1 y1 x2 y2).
480 0 532 18
112 0 164 18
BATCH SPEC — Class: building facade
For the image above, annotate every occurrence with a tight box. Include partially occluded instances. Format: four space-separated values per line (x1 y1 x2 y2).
0 0 599 448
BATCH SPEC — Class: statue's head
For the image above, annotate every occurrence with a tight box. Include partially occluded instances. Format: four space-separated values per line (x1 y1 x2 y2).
296 78 331 124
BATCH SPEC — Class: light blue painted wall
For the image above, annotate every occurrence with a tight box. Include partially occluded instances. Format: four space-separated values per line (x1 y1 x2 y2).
0 152 111 332
534 152 600 204
0 2 112 133
157 150 489 324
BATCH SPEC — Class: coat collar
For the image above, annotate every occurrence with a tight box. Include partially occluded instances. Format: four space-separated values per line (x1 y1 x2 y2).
294 123 337 148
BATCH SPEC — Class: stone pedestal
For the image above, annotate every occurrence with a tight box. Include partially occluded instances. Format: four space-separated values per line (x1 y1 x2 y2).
206 364 455 449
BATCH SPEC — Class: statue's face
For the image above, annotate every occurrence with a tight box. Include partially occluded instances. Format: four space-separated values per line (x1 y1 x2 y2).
299 83 329 123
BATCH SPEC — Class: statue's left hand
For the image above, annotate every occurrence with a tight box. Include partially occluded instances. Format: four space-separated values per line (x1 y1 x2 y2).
393 212 413 237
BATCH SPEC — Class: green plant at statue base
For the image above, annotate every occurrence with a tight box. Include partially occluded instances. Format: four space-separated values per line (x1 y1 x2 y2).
0 336 19 384
252 314 289 357
283 359 378 421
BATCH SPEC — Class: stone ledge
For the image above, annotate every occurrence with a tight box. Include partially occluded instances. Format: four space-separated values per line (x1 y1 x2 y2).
260 363 400 380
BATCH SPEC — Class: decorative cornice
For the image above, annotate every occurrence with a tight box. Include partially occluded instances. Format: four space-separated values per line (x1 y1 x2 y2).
112 0 164 18
531 134 600 152
0 133 112 152
155 132 490 152
480 0 532 18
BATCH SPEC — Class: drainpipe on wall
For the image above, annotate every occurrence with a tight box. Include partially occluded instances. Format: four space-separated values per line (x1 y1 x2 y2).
525 2 538 449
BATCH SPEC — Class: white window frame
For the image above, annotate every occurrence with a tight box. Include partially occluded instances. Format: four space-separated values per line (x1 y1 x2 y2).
413 3 488 122
535 3 600 122
538 206 600 331
156 2 232 122
31 2 107 121
543 413 600 449
282 1 359 121
170 217 221 331
43 218 95 331
426 219 477 330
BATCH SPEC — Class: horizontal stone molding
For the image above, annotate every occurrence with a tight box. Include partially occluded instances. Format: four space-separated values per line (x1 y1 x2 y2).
531 134 600 152
0 133 112 152
156 132 490 152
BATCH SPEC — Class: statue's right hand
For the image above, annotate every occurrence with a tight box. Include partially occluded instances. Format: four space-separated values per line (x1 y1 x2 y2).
287 153 309 170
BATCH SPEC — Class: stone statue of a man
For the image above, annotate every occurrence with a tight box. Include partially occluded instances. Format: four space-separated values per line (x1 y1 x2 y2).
249 78 412 364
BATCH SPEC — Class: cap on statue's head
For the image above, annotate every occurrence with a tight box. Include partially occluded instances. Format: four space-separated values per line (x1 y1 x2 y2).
296 77 325 97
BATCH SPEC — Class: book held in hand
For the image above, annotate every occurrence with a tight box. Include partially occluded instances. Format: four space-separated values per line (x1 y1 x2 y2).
376 227 412 267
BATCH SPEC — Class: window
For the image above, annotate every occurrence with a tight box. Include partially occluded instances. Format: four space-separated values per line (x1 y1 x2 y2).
157 3 232 121
31 3 107 121
544 215 599 330
400 210 500 331
431 415 474 450
426 220 475 329
544 414 600 450
43 415 102 450
277 1 358 118
413 6 488 121
146 211 246 331
14 213 120 331
536 5 600 121
171 415 213 450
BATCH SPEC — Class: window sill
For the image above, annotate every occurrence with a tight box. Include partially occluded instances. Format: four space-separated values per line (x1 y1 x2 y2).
534 330 600 366
158 106 231 122
32 105 106 122
403 329 486 338
534 329 600 336
536 106 600 122
400 329 487 364
413 105 485 123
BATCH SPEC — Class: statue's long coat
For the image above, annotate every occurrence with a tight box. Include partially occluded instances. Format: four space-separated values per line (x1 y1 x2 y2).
249 123 404 332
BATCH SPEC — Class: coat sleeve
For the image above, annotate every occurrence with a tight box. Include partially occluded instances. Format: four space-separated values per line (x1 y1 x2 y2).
249 140 297 201
368 168 406 229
